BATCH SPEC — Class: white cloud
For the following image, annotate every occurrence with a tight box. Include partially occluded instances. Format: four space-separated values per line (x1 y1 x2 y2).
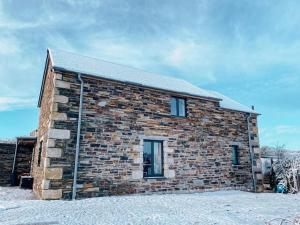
275 125 300 135
46 33 75 52
0 1 41 30
0 36 20 55
260 125 300 150
165 40 215 68
63 0 104 8
0 97 36 111
0 19 41 30
167 42 196 66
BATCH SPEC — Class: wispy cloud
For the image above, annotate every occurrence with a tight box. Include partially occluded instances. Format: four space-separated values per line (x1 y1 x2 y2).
275 125 300 135
259 123 300 150
0 97 36 111
0 35 20 55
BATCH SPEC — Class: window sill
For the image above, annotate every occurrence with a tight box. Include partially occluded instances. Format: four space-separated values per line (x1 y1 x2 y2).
143 176 167 180
170 115 187 119
232 164 240 167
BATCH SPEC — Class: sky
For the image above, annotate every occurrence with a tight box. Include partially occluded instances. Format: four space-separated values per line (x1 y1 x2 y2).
0 0 299 150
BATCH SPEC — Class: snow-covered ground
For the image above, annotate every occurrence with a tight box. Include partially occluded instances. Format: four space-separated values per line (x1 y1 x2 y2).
0 187 36 200
0 188 299 225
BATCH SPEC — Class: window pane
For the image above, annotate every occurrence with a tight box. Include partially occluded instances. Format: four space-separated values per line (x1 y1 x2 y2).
232 146 239 165
143 141 152 176
171 97 177 116
153 142 162 175
144 163 152 176
178 98 186 117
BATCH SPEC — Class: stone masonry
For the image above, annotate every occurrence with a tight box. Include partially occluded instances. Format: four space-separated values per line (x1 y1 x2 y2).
31 59 71 199
14 143 34 184
33 62 262 199
0 140 34 186
0 142 15 186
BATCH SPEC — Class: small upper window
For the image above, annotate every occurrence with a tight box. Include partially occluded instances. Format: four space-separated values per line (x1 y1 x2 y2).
171 97 186 117
232 145 239 165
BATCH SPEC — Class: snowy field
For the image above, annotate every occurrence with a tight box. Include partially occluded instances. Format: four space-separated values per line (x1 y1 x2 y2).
0 187 300 225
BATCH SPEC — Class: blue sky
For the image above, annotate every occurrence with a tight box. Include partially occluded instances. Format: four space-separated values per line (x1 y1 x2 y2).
0 0 299 150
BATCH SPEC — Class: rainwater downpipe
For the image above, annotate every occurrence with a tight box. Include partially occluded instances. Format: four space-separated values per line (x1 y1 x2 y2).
247 113 257 193
72 73 84 200
11 138 18 185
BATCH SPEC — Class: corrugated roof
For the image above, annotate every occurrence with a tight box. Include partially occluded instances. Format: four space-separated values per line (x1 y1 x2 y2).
47 49 257 114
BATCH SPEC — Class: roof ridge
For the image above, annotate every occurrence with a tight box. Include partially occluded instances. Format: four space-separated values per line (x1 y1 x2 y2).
48 48 188 83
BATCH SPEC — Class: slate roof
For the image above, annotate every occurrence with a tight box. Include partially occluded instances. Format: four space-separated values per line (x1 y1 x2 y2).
42 49 257 114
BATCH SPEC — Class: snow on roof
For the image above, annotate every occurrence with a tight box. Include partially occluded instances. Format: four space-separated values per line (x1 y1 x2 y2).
209 91 257 114
49 49 217 99
48 49 257 114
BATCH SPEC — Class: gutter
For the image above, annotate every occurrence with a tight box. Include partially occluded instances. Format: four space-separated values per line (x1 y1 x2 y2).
247 113 257 192
72 73 84 200
11 138 18 185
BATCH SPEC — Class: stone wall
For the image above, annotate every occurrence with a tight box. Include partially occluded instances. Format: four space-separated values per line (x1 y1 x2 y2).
32 58 69 199
14 144 34 182
249 116 262 191
0 142 15 186
0 141 34 186
34 68 262 199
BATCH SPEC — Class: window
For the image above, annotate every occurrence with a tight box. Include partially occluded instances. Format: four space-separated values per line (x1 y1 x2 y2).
143 140 163 177
171 97 186 117
232 145 239 165
38 141 43 166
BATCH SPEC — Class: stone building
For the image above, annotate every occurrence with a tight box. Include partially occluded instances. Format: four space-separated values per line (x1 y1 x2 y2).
32 49 262 200
0 137 36 186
